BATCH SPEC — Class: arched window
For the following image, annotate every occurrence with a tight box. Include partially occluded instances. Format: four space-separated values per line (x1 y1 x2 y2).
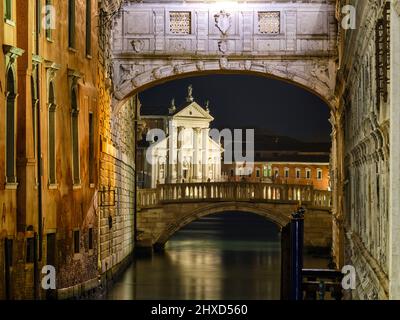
71 88 80 185
6 67 16 184
48 82 57 185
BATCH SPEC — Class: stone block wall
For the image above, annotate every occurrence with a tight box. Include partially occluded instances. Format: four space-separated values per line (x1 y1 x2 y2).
98 96 137 274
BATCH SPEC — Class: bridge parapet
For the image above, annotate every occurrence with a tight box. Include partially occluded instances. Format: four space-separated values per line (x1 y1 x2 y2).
138 182 331 209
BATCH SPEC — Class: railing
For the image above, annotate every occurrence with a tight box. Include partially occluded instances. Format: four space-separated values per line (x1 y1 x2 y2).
302 269 344 300
137 188 158 207
138 182 332 209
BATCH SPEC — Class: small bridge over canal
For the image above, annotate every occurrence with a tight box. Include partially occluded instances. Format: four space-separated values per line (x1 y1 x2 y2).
137 182 332 249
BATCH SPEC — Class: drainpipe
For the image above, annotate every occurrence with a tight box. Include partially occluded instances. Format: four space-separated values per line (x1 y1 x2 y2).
35 0 43 299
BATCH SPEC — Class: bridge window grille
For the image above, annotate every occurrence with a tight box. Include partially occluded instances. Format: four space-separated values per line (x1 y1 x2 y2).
169 12 191 35
375 2 390 106
258 12 280 34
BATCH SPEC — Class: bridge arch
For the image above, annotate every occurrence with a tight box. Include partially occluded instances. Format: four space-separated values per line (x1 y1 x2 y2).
155 201 292 247
114 65 337 111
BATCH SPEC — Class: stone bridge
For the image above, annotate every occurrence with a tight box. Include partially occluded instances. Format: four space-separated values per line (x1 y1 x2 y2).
137 182 332 249
112 0 338 108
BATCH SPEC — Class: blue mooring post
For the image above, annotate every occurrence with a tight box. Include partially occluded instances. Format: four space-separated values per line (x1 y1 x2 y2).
290 206 305 300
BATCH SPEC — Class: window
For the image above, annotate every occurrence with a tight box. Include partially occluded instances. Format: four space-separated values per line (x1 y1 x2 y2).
6 68 16 184
88 228 93 250
306 169 311 180
48 82 57 185
68 0 76 48
4 0 12 20
274 168 279 178
73 230 80 254
230 169 234 177
85 0 92 56
169 11 191 34
258 12 280 34
296 169 301 179
26 238 35 263
71 89 80 185
256 168 260 178
317 169 323 180
284 168 289 178
45 0 53 40
89 112 94 185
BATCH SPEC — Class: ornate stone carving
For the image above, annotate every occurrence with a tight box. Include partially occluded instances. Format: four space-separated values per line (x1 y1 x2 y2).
218 40 228 53
219 58 228 70
311 61 333 90
196 61 205 71
170 39 187 52
131 39 144 53
214 10 231 35
119 64 143 86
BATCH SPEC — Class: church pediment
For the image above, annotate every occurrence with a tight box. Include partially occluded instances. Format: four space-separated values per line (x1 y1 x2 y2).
173 102 214 121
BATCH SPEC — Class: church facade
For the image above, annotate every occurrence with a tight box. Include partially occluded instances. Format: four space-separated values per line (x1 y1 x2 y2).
140 87 223 188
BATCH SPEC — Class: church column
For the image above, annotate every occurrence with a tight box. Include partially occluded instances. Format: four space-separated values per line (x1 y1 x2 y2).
202 128 209 181
177 126 184 182
193 128 201 181
169 125 178 183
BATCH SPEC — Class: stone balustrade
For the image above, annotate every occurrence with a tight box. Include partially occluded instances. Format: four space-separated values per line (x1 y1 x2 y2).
138 182 331 209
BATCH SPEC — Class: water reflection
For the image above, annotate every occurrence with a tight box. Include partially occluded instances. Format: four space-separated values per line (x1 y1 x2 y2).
106 212 327 300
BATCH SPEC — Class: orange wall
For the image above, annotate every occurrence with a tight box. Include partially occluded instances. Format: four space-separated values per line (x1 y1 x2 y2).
222 162 330 191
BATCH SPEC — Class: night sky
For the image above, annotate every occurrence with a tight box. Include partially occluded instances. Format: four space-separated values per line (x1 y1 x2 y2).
139 74 331 143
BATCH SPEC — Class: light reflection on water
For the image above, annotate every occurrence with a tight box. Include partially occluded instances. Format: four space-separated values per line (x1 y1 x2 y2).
106 212 328 300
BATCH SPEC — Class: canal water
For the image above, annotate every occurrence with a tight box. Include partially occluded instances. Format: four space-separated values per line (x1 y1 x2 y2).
106 212 329 300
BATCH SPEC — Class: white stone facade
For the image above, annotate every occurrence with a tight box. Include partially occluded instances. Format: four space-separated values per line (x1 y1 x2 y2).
144 98 223 188
336 0 400 299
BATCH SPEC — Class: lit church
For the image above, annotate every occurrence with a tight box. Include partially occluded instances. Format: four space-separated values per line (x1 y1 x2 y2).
138 86 223 188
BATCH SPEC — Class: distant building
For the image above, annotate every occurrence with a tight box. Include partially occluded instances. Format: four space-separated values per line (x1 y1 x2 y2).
138 86 223 188
221 131 330 191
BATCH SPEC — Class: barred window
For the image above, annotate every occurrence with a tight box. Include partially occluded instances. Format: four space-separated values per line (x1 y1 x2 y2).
258 12 280 34
169 11 191 34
